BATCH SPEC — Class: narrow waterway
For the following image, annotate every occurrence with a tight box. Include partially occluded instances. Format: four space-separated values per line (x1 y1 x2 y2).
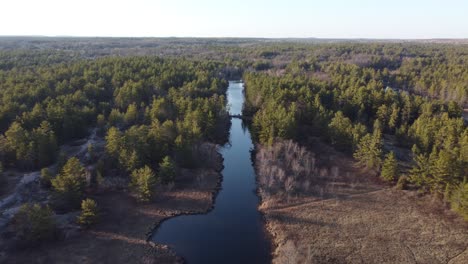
151 81 271 263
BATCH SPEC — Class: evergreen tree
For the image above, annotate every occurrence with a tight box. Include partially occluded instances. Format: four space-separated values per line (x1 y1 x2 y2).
353 131 383 170
449 181 468 220
376 105 389 130
159 156 176 184
124 103 138 126
253 101 296 145
388 103 400 131
5 121 34 168
131 166 157 202
51 157 87 208
32 121 58 167
381 152 398 182
78 198 99 228
12 203 56 245
105 127 122 157
432 149 460 188
108 109 124 126
409 151 432 190
328 111 354 150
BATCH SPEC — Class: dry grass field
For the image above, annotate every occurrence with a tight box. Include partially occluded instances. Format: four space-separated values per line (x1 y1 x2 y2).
256 139 468 264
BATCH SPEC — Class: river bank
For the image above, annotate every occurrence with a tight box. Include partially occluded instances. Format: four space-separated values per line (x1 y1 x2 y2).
1 141 224 264
255 139 468 263
150 81 271 264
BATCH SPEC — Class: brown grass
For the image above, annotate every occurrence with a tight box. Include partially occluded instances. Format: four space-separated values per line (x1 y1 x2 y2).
2 144 222 264
256 139 468 264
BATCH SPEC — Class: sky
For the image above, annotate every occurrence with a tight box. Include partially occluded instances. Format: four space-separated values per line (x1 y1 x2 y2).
0 0 467 38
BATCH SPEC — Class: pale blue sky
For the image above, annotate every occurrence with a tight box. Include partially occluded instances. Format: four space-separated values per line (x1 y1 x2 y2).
1 0 467 38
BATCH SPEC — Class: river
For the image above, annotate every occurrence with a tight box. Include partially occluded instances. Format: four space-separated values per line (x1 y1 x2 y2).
151 81 271 263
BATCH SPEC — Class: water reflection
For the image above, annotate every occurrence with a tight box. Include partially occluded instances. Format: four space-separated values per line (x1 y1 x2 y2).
151 82 270 264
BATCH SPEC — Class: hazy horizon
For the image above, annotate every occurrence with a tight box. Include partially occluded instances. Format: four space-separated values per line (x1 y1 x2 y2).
1 0 467 39
1 36 468 40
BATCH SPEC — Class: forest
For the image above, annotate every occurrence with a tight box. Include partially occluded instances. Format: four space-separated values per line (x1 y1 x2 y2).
0 54 230 251
0 38 467 262
242 43 467 219
0 56 228 169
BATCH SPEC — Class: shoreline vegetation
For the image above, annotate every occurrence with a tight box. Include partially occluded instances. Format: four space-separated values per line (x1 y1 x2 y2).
254 140 468 263
1 141 225 264
0 54 232 263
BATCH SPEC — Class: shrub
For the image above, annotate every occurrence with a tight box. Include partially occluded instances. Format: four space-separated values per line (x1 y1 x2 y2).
78 198 99 227
256 140 316 195
12 203 56 246
396 175 408 190
131 166 157 202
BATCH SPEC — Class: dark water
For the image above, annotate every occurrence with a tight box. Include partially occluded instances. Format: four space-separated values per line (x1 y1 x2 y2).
151 81 271 264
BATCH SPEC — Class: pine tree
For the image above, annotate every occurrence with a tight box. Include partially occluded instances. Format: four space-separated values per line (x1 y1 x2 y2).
432 149 462 194
5 121 34 168
159 156 176 184
328 111 354 150
131 166 157 202
124 103 138 126
409 151 432 190
108 108 124 126
78 198 99 228
376 105 389 130
353 131 382 170
449 181 468 220
12 203 56 245
32 121 58 167
51 157 87 208
105 127 122 157
381 152 398 182
388 103 400 131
